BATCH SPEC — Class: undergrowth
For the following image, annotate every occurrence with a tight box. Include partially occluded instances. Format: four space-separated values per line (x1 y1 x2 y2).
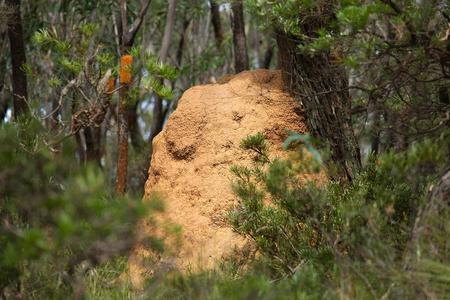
1 124 448 299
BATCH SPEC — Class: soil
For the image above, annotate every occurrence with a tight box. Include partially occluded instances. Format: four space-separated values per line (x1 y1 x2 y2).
128 69 325 286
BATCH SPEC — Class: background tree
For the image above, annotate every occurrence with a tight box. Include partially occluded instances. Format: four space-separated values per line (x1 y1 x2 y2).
5 0 28 119
0 26 9 122
245 0 449 182
148 0 177 157
210 0 224 49
116 0 153 195
274 2 362 182
231 0 249 73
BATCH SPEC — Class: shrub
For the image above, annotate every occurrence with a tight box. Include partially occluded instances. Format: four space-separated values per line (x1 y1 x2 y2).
0 120 161 298
228 132 448 298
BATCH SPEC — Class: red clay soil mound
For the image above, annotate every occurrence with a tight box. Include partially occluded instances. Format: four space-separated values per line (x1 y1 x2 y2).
128 69 325 286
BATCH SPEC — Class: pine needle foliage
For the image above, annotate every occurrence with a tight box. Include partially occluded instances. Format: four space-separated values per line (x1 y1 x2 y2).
228 132 449 298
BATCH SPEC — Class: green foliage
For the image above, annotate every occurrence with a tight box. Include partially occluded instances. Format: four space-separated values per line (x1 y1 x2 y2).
80 23 98 38
143 269 335 300
140 53 178 100
283 131 322 164
240 132 270 163
227 133 448 298
0 121 161 298
3 1 448 298
31 21 178 110
245 0 448 151
244 0 304 35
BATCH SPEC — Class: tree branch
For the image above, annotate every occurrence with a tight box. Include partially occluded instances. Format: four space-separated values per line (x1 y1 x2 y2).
120 0 128 40
123 0 153 47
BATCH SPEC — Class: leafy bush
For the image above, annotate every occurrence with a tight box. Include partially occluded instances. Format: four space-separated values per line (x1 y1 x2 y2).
2 123 447 299
227 133 448 298
0 120 161 298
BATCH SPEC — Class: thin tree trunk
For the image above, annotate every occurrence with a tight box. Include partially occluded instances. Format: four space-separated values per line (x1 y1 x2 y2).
369 97 380 155
149 95 164 145
116 0 153 195
262 37 274 69
395 112 409 152
0 97 8 123
128 100 143 151
93 126 102 164
175 17 190 70
383 109 395 151
276 31 362 182
231 1 248 73
159 0 176 64
116 84 129 194
74 130 85 165
71 99 86 164
210 1 223 50
47 91 61 132
84 128 95 161
59 0 69 41
92 77 114 166
149 0 176 146
6 0 28 119
0 29 9 122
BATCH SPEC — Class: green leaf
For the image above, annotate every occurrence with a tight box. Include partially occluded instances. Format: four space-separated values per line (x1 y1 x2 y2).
283 130 322 164
129 46 142 58
81 22 98 38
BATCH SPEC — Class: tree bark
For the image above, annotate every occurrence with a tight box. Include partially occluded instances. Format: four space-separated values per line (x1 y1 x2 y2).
276 31 362 182
231 1 248 73
262 37 274 69
116 0 152 195
175 17 190 69
0 96 8 123
148 0 176 146
6 0 28 119
116 86 129 194
210 1 223 50
128 100 143 151
369 97 380 155
0 29 9 122
84 127 95 161
74 130 85 165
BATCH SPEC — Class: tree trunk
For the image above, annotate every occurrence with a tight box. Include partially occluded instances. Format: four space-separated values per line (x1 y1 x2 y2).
0 29 9 123
74 130 85 165
231 1 248 73
0 96 8 123
128 100 143 151
116 54 132 195
6 0 28 119
149 0 176 146
175 17 190 70
115 0 152 194
276 31 362 182
116 85 129 194
92 125 102 165
369 97 380 155
90 77 114 167
210 1 223 50
262 37 274 69
84 127 95 161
